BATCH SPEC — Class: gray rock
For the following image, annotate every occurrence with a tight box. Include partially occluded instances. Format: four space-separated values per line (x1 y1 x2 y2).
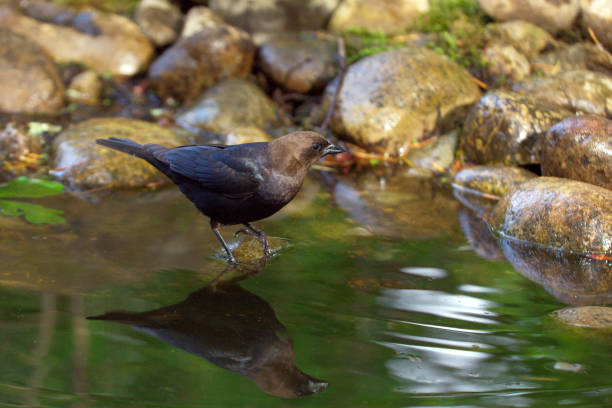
324 47 481 155
512 70 612 116
258 32 338 93
488 177 612 255
482 44 531 85
477 0 580 33
531 43 612 76
135 0 182 47
176 79 281 134
582 0 612 52
180 6 225 38
541 115 612 190
67 70 102 105
485 20 555 58
52 118 192 189
405 130 458 171
328 0 429 34
555 306 612 328
0 29 64 114
149 25 255 102
461 90 572 165
0 6 154 76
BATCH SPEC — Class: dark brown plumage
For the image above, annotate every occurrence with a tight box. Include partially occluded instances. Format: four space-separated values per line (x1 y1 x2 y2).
96 131 344 263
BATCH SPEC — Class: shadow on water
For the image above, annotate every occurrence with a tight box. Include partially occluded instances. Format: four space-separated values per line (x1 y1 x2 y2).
87 264 329 399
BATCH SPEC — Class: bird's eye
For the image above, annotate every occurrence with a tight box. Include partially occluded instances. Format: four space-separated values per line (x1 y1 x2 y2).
312 143 321 151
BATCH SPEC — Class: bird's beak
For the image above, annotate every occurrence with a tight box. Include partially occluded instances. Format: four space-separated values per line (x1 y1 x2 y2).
322 144 345 157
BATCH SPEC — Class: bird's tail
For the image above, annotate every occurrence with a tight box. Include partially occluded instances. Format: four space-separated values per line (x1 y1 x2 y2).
96 137 147 158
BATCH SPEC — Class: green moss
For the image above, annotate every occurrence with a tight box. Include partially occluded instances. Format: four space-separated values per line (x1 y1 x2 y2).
342 29 396 63
50 0 139 14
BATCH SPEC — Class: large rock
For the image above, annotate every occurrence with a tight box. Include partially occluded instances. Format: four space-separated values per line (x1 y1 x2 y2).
328 0 429 34
0 29 64 114
134 0 182 47
541 115 612 190
0 6 153 76
582 0 612 52
461 90 572 165
176 79 281 134
149 25 255 102
531 43 612 76
258 32 338 93
512 70 612 117
488 177 612 255
324 47 481 155
477 0 580 33
485 20 555 59
208 0 340 43
51 118 192 189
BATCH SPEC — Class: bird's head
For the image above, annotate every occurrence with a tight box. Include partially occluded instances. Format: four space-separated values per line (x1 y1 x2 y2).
270 131 344 171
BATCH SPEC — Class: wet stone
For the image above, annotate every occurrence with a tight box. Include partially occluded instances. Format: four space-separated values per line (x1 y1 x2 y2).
176 78 281 134
149 25 255 102
328 0 429 34
512 70 612 117
488 177 612 256
477 0 580 33
554 306 612 328
531 43 612 76
485 20 555 59
500 239 612 306
135 0 182 47
324 47 481 155
51 118 192 189
541 115 612 190
461 90 572 165
258 32 338 93
0 29 64 114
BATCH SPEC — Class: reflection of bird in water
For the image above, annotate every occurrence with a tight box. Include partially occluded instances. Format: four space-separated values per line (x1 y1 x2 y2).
87 277 328 398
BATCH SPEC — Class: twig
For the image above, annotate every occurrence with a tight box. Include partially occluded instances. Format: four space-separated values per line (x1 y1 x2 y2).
587 26 612 57
317 36 346 133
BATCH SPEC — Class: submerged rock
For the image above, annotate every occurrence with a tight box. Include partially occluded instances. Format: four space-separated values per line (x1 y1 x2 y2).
461 90 572 165
0 29 64 114
332 172 459 239
52 118 192 189
0 6 153 76
135 0 182 47
500 239 612 306
554 306 612 328
512 70 612 117
477 0 580 33
458 207 505 261
541 115 612 190
328 0 429 34
149 25 255 102
485 20 554 58
582 0 612 52
258 32 338 93
488 177 612 256
324 47 481 155
531 43 612 76
176 79 281 134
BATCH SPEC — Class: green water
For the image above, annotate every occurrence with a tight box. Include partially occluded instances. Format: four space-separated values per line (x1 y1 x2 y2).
0 176 610 407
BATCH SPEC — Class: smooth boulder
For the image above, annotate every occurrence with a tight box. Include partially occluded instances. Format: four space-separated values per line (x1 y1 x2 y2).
328 0 429 34
477 0 580 33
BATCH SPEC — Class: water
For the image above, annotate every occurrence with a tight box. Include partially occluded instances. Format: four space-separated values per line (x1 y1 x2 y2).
1 175 610 407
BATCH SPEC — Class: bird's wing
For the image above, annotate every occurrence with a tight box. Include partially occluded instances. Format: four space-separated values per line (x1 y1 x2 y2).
163 145 262 199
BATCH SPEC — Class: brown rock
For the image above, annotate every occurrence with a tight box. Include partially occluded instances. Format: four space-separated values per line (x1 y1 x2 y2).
555 306 612 328
67 70 102 105
531 43 612 76
135 0 182 47
485 20 555 58
0 122 44 181
180 6 225 38
328 0 429 34
541 115 612 190
477 0 580 33
458 207 505 261
582 0 612 52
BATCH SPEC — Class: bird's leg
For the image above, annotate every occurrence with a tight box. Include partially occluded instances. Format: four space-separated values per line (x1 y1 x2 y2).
210 220 238 264
243 223 271 257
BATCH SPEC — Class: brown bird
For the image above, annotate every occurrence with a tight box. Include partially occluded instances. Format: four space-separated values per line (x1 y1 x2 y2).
96 131 344 263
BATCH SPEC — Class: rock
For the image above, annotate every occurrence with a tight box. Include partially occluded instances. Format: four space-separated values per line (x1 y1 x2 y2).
324 47 481 155
452 165 536 213
461 90 572 165
555 306 612 328
477 0 580 33
0 122 44 181
208 0 341 43
582 0 612 52
458 207 505 260
405 130 458 172
149 25 255 102
512 70 612 117
488 177 612 255
176 79 281 134
531 43 612 76
501 239 612 305
180 6 225 38
541 115 612 190
0 29 64 114
332 171 459 239
258 32 338 93
0 6 153 76
51 118 192 189
328 0 429 34
482 44 531 85
67 70 102 105
135 0 182 47
485 20 555 58
224 127 273 145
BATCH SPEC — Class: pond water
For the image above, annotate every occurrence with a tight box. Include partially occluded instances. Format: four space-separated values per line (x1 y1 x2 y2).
1 175 610 407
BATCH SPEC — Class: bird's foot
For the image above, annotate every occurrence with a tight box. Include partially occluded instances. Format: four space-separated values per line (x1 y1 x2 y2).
234 228 256 238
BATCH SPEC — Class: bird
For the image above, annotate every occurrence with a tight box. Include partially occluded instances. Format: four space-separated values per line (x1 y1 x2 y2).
96 131 344 263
